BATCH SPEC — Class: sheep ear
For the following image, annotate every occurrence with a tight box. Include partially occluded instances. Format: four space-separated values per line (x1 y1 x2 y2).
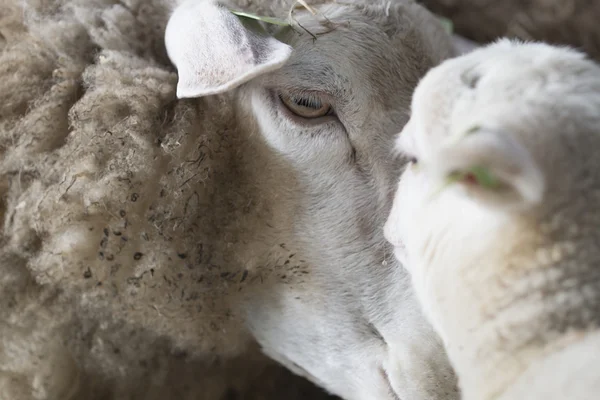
432 128 545 209
165 0 293 99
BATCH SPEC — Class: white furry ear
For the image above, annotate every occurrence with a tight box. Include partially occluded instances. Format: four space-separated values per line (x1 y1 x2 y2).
431 128 545 209
165 0 293 99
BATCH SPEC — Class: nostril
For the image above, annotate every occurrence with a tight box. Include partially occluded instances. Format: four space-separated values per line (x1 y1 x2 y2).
366 322 386 344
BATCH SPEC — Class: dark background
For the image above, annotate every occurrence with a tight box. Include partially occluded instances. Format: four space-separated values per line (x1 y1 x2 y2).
423 0 600 60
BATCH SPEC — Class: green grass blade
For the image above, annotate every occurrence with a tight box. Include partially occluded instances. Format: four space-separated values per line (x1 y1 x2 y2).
437 16 454 35
467 166 501 189
230 10 290 27
446 166 502 190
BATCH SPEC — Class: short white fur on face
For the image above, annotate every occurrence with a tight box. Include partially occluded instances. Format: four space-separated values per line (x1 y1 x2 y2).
166 1 460 400
385 39 600 400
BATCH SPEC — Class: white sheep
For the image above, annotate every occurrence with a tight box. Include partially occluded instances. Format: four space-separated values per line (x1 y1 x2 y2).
0 0 463 398
385 39 600 400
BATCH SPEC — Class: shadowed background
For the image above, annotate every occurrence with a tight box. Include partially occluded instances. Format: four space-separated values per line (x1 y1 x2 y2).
420 0 600 60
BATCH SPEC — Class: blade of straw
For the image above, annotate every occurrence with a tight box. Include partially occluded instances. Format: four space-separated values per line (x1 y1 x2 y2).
230 10 290 26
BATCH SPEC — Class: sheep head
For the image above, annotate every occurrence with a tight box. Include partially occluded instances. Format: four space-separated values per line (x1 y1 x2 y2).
164 1 460 399
385 39 600 400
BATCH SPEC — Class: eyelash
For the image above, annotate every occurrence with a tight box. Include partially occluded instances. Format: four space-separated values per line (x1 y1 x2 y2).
282 93 323 109
277 89 335 120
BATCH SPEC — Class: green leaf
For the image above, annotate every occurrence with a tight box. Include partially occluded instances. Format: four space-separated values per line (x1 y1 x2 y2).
469 166 501 189
437 16 453 35
447 166 502 190
230 10 290 27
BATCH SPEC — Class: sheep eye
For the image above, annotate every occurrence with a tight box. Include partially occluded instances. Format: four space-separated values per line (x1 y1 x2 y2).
279 92 333 119
408 156 418 165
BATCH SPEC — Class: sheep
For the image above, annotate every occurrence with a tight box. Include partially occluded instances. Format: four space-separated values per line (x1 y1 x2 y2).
0 0 464 399
384 39 600 400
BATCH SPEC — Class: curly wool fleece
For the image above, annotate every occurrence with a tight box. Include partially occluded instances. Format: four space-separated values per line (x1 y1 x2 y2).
0 0 333 399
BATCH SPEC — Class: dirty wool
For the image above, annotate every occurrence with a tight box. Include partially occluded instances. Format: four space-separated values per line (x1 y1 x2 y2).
0 0 332 399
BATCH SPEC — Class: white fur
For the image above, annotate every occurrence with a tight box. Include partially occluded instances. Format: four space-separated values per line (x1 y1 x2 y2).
385 39 600 400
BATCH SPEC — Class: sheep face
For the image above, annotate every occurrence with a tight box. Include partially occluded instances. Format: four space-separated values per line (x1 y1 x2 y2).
166 0 458 399
384 40 600 398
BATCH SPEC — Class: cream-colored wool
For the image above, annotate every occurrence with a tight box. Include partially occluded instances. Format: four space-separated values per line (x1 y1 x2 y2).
1 0 462 399
385 40 600 400
0 1 282 398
